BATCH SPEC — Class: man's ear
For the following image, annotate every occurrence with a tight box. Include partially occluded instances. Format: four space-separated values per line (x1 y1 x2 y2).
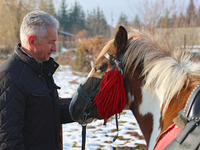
28 35 35 49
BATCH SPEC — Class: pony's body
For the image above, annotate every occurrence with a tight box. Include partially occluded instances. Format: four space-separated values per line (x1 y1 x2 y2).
69 26 200 149
123 29 200 149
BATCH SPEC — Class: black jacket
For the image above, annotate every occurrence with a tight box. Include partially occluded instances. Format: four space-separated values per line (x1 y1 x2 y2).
0 44 73 150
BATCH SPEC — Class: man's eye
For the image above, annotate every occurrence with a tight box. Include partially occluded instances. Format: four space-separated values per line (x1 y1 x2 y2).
49 41 55 44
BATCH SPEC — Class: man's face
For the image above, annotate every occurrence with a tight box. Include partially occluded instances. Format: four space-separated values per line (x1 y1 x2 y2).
34 26 58 62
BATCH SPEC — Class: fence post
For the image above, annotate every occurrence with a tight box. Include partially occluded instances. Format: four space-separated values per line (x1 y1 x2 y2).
184 34 186 50
60 125 63 150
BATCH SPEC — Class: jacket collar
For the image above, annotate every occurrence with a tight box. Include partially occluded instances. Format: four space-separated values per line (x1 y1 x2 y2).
14 43 59 76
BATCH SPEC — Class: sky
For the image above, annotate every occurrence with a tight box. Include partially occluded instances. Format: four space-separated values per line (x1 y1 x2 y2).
54 0 194 27
53 0 141 27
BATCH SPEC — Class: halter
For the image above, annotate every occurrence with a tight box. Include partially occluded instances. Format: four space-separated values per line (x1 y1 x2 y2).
104 52 124 74
77 52 124 150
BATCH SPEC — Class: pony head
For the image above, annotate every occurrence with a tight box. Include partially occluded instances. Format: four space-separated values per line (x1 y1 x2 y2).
69 26 128 123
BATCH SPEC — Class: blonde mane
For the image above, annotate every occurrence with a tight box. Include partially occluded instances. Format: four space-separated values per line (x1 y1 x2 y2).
124 29 200 116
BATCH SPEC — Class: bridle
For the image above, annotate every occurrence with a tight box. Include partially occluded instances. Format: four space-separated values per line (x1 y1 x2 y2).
77 52 125 150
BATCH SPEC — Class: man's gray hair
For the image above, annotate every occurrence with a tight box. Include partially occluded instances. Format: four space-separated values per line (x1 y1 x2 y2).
20 10 59 46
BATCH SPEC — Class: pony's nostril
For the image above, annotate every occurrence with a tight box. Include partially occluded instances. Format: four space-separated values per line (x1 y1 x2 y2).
71 110 82 122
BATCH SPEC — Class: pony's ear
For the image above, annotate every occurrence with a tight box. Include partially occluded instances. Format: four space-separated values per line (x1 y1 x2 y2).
114 26 128 53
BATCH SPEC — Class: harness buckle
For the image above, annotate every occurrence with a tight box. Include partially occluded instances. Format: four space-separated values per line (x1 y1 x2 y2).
115 61 123 75
81 109 89 126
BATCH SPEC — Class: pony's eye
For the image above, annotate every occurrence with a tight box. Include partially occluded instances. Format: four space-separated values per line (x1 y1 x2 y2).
96 69 102 74
95 66 102 73
95 61 108 73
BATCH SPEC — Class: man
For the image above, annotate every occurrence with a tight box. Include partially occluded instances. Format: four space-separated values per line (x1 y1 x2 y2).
0 10 73 150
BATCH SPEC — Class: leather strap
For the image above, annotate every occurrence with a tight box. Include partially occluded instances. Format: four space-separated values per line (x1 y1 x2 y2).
164 120 200 150
82 125 86 150
77 84 101 118
179 84 200 121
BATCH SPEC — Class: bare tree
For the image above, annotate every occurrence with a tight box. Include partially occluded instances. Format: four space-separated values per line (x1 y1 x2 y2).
0 0 37 53
132 0 186 34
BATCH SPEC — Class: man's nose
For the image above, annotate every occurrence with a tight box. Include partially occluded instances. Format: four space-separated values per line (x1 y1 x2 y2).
52 43 57 52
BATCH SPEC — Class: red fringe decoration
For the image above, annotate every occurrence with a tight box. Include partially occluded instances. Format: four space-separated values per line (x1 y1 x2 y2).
93 69 127 124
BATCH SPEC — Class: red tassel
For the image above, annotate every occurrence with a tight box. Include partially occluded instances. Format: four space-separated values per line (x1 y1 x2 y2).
93 69 127 125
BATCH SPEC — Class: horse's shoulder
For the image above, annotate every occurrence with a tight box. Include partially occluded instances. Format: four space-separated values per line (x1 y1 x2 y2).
165 84 200 150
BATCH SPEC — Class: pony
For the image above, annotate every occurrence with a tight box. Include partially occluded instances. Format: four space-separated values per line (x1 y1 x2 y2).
69 26 200 150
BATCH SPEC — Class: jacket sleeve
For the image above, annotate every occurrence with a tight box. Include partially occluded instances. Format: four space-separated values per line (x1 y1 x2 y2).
0 76 25 149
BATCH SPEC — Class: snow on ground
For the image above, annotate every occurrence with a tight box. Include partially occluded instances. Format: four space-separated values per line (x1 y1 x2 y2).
53 65 146 150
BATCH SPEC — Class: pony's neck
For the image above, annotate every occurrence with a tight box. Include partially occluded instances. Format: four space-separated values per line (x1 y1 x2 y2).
125 69 162 149
140 87 162 150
